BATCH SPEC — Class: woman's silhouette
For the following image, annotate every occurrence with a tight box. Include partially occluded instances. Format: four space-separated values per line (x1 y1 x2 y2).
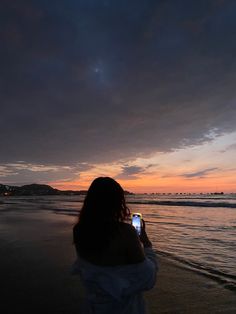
72 177 158 313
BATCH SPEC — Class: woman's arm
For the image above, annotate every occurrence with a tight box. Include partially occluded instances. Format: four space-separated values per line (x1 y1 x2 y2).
124 224 145 264
125 220 158 291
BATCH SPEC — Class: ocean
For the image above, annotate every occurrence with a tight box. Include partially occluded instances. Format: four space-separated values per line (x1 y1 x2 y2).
0 194 235 291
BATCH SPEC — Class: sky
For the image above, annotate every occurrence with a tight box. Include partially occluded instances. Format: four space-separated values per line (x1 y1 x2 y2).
1 0 236 193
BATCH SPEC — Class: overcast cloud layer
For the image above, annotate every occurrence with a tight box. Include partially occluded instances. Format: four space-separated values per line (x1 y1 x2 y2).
1 0 236 166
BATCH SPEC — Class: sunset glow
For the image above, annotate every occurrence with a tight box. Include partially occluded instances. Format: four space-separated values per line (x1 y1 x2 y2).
50 132 236 193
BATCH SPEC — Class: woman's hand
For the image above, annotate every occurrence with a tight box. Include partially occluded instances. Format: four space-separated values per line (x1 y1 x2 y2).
139 219 152 248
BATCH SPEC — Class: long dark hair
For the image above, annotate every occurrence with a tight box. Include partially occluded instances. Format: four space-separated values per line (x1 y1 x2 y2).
73 177 130 259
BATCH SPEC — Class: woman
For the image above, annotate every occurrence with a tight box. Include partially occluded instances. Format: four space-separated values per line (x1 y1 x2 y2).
72 177 158 314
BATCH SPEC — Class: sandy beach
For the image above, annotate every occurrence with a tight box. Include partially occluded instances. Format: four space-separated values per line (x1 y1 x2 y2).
0 209 235 314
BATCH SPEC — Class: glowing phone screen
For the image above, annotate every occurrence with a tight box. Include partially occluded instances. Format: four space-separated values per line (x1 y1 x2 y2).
132 213 142 235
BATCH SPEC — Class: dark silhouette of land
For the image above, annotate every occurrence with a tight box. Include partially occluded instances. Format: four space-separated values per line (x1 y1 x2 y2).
0 183 134 196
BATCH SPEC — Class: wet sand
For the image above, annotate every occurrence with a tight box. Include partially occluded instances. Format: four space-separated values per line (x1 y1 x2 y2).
0 209 235 313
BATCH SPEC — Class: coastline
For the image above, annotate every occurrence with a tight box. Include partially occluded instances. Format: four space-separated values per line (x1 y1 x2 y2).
0 209 235 313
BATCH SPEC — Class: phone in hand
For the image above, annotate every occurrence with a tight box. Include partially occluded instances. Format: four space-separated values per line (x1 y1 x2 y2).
131 213 142 235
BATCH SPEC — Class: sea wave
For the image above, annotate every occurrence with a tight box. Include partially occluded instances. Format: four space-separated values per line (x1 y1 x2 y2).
1 197 235 291
156 250 236 291
127 200 236 208
1 195 236 208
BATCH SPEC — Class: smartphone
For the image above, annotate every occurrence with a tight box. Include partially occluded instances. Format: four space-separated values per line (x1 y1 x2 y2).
131 213 142 235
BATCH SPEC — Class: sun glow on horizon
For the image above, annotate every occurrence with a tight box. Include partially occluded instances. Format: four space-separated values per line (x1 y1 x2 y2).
50 132 236 194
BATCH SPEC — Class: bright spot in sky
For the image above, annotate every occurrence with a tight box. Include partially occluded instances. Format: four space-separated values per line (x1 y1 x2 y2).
93 67 100 73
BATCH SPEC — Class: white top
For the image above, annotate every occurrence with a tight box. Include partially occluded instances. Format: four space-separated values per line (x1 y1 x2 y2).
71 247 158 314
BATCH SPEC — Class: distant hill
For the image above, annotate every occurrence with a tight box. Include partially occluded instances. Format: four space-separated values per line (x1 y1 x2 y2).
0 183 134 196
0 183 83 196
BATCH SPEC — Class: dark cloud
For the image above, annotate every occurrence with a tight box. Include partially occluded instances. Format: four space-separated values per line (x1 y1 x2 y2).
1 0 236 167
115 165 145 180
180 167 218 178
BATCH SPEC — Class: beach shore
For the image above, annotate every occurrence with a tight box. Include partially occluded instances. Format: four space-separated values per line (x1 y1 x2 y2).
0 209 235 314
